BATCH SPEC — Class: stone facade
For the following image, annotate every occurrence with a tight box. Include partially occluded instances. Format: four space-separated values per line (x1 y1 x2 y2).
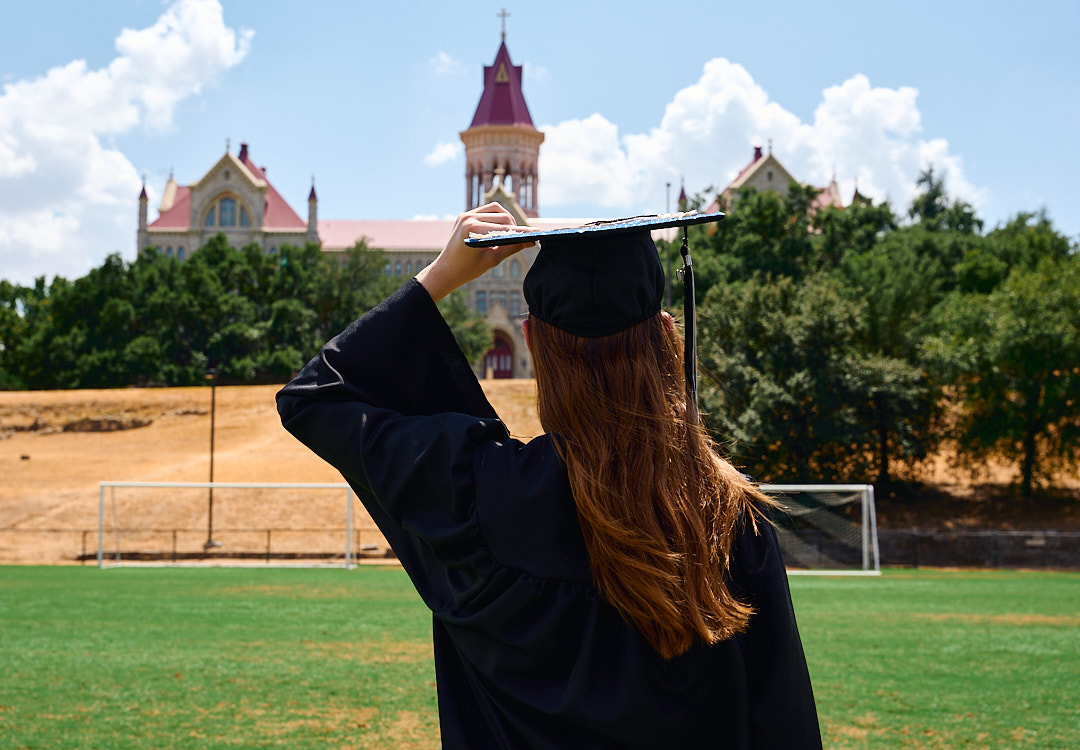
138 39 551 380
138 144 316 260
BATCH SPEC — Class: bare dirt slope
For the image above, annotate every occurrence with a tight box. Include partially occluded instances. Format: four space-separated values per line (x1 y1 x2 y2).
1 381 1075 563
0 381 541 563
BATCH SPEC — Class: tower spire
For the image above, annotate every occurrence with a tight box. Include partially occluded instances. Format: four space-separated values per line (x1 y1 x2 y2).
498 8 510 41
461 36 544 217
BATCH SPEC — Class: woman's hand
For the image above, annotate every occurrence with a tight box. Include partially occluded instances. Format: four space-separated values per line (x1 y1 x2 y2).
416 203 536 303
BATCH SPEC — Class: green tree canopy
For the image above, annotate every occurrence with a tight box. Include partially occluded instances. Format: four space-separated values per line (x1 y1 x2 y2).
926 254 1080 494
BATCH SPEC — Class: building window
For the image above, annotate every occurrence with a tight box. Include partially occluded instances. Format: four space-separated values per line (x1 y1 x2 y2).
492 262 504 278
220 198 237 227
404 261 412 275
510 296 521 316
476 290 487 315
394 261 402 276
510 260 521 278
205 196 250 228
165 246 173 257
178 247 186 261
494 291 507 310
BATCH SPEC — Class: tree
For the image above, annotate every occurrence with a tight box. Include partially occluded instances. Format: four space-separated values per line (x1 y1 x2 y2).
437 290 492 368
834 234 948 482
908 166 983 234
927 256 1080 494
812 197 897 272
697 273 872 482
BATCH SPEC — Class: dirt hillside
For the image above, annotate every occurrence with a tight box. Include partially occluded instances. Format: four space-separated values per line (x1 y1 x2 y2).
1 381 1075 563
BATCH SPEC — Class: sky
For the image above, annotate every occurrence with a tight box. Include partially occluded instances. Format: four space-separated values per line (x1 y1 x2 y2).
1 0 1078 285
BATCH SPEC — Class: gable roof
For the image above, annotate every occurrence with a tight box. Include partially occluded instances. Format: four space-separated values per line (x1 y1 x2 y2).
726 147 798 194
468 41 536 128
148 143 306 231
148 185 192 229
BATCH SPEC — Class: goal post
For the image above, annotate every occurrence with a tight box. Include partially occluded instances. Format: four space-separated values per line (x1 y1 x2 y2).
759 484 881 576
97 481 359 569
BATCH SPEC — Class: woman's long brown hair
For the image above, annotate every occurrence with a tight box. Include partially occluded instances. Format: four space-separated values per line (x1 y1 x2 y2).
528 312 772 659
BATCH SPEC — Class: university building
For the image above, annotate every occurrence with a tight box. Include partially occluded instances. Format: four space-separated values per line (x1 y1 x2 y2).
138 36 854 379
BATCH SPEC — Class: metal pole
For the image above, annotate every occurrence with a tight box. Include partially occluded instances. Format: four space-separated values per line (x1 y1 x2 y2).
204 369 220 550
868 485 881 572
345 487 354 569
862 487 870 572
97 484 104 568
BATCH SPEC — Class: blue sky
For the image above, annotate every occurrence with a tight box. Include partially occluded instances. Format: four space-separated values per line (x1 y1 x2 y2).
1 0 1077 284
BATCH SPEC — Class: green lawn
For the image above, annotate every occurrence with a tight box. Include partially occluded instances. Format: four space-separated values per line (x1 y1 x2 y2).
0 567 1076 749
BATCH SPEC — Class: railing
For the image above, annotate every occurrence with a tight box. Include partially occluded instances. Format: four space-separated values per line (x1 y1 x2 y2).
0 527 390 566
3 527 1078 569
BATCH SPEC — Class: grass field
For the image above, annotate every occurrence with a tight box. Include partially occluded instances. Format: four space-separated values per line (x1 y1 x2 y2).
1 568 1076 749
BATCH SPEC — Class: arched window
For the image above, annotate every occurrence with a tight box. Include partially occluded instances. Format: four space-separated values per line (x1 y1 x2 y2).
510 260 521 278
394 261 402 276
165 246 173 257
492 262 504 278
220 198 237 227
205 195 250 228
404 261 412 275
178 247 186 261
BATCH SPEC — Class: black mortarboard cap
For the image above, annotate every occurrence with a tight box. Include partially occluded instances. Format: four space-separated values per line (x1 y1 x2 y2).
466 211 725 423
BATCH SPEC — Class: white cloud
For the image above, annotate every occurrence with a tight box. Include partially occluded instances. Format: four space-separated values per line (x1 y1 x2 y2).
429 51 465 76
539 58 983 218
424 140 462 166
0 0 252 284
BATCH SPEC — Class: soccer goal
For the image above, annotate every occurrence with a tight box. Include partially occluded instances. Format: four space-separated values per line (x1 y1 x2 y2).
97 481 367 569
760 484 880 575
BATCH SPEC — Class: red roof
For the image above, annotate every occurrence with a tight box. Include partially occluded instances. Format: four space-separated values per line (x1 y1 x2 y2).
730 145 764 187
148 185 191 229
238 144 306 230
468 42 535 128
148 144 306 231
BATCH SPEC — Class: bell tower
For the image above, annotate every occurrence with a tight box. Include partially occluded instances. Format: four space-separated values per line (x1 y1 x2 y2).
460 31 544 218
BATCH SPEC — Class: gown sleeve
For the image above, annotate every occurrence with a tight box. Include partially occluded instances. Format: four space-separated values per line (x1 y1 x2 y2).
276 279 511 612
732 518 823 748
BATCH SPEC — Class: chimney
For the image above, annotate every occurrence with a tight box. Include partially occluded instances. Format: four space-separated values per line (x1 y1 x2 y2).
753 145 763 162
238 142 249 162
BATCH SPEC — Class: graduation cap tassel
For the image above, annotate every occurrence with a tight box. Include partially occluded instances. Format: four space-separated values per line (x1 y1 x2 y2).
679 227 699 425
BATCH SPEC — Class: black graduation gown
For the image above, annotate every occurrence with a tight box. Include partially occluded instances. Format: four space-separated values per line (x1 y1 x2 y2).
277 279 822 750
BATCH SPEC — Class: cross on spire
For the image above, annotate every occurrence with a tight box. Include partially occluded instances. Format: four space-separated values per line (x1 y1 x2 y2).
498 8 510 41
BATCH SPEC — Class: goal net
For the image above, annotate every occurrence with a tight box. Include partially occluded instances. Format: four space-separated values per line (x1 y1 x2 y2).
760 484 880 575
97 482 380 568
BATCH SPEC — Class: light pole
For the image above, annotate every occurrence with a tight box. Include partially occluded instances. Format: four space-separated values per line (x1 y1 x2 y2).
204 367 221 551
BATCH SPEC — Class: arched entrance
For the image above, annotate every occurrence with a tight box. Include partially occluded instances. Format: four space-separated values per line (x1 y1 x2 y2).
483 333 514 379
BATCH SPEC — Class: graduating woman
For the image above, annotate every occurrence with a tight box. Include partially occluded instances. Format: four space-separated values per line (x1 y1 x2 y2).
277 203 821 749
